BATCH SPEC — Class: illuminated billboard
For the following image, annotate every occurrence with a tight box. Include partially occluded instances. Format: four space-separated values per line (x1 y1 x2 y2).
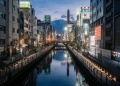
90 36 95 46
94 26 101 37
81 7 90 12
20 1 30 8
45 15 51 24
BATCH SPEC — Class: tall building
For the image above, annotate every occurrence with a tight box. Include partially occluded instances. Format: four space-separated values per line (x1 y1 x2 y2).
0 0 7 59
67 9 70 24
90 0 120 60
90 0 104 58
19 11 24 54
6 0 20 58
105 0 120 59
79 7 90 42
33 16 37 47
19 1 33 49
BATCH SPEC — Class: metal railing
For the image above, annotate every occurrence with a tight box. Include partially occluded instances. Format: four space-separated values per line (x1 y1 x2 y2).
0 45 54 85
68 46 117 86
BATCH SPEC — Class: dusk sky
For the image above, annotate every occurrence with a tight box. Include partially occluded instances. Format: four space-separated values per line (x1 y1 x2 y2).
30 0 90 21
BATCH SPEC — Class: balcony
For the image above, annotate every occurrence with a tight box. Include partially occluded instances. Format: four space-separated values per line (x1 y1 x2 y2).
106 0 112 7
105 36 111 40
106 22 112 29
106 11 112 18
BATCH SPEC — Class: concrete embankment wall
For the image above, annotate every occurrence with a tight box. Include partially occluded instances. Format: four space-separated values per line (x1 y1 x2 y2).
1 45 55 86
66 46 105 86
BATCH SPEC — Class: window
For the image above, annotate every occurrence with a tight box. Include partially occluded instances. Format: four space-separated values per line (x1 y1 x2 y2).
12 16 15 21
0 0 6 6
97 0 99 5
0 0 4 5
13 28 15 33
101 17 103 23
17 8 19 13
4 1 6 6
16 0 19 4
0 25 5 33
17 29 19 33
97 10 99 15
99 7 102 13
13 6 15 11
17 19 19 23
0 39 5 45
0 12 6 19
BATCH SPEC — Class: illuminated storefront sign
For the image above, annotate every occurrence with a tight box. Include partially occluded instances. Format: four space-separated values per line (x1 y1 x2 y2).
20 1 30 8
94 25 101 40
90 36 95 46
94 26 101 37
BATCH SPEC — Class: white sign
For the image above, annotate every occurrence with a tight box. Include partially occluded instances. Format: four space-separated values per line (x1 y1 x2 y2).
90 36 95 46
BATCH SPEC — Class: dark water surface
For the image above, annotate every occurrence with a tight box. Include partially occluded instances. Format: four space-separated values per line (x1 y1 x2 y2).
15 50 89 86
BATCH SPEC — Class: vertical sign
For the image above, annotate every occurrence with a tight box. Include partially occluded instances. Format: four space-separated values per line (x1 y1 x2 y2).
45 15 51 24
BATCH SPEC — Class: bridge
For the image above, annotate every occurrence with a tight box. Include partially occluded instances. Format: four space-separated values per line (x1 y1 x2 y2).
54 40 71 43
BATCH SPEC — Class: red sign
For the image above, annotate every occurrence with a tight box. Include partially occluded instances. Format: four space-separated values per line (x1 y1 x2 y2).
94 26 101 37
67 24 73 27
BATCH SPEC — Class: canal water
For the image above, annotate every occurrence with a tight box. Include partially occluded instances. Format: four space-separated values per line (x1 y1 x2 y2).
17 50 89 86
16 50 89 86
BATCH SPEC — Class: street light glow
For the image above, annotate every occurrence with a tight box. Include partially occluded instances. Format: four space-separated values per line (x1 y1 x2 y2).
64 27 67 31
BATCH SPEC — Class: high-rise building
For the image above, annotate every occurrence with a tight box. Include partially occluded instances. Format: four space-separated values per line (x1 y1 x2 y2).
0 0 7 59
67 9 70 24
90 0 104 58
6 0 20 58
105 0 120 59
19 11 24 54
19 1 34 49
90 0 120 60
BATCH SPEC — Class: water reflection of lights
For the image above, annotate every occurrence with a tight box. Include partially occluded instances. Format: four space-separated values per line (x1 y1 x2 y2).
70 46 117 83
64 54 67 58
67 59 71 63
76 82 79 86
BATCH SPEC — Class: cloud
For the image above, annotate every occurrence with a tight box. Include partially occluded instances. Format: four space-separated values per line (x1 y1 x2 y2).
30 0 90 20
61 15 67 18
54 11 59 13
61 14 74 22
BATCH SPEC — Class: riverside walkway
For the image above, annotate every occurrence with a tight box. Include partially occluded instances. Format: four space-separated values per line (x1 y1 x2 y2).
0 45 54 85
67 45 120 86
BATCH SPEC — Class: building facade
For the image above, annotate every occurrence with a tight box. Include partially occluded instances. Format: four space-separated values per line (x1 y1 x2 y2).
0 0 7 59
90 0 105 58
67 9 70 24
6 0 20 58
90 0 120 59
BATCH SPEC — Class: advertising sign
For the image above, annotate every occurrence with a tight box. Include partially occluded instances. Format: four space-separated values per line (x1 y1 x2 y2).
94 25 101 37
67 24 73 27
81 7 90 12
90 36 95 46
20 1 30 8
45 15 51 24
